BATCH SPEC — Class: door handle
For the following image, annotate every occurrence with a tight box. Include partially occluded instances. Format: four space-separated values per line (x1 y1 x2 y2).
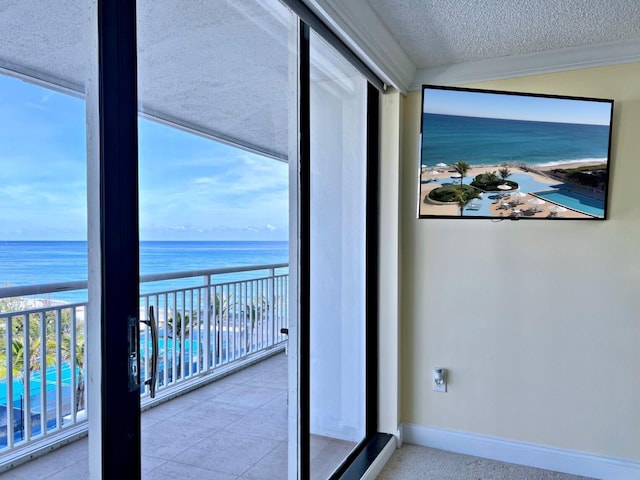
141 306 159 398
128 316 141 392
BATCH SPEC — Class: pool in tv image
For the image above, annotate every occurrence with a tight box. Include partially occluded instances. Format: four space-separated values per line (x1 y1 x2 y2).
418 85 614 220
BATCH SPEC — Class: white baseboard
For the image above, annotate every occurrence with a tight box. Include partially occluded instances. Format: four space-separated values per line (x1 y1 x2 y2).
401 423 640 480
361 435 397 480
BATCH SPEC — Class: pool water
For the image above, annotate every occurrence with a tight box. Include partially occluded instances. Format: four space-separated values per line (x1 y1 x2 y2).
432 172 558 217
533 189 605 217
430 172 605 218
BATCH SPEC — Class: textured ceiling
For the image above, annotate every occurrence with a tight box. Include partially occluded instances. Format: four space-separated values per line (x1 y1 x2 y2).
136 0 291 159
0 0 292 160
366 0 640 69
2 0 639 154
0 0 85 92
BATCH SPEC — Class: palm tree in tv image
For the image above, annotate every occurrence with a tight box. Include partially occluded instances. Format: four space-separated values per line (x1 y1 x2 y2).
452 187 481 217
498 165 512 184
452 161 470 185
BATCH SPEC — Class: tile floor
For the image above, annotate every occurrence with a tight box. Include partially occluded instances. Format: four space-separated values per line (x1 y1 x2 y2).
0 353 299 480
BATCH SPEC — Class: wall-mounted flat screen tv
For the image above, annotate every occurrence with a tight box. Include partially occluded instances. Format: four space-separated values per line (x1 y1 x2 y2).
418 85 614 220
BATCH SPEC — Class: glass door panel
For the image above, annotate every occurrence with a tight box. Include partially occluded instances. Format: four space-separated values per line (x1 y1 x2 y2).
308 30 368 479
136 1 293 478
0 0 88 470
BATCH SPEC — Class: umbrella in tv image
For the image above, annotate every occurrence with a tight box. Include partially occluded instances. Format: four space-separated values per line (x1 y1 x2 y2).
527 198 546 213
547 205 568 217
511 191 527 205
497 183 512 198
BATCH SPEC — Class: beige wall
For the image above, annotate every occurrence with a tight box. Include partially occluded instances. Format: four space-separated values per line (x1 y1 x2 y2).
378 89 403 436
397 62 640 460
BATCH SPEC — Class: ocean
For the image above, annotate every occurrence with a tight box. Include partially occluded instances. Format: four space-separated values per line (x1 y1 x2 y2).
0 241 289 303
421 113 611 168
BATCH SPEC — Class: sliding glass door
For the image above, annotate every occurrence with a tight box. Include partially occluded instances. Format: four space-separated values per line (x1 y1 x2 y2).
307 30 369 480
135 1 293 478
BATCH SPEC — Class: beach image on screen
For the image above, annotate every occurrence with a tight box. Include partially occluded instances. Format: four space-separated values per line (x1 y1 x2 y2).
418 86 613 220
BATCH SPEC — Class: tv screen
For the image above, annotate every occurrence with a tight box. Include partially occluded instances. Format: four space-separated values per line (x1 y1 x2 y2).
418 85 614 220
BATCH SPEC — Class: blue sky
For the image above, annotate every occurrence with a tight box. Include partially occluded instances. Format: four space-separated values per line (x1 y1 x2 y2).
424 87 613 126
0 74 288 241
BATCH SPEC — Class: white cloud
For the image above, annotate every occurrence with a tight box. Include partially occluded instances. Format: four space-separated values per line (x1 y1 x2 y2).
2 81 288 241
138 146 288 240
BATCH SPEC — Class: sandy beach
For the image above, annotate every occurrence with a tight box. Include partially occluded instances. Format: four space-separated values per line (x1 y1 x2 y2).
419 162 603 219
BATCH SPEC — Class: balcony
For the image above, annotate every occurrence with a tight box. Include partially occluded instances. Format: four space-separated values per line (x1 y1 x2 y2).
0 352 289 479
0 264 294 477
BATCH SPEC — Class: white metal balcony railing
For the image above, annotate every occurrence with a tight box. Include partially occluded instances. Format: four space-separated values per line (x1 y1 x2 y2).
0 263 289 465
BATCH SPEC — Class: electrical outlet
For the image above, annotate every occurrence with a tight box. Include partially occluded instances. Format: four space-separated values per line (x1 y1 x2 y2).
433 368 447 393
434 380 447 393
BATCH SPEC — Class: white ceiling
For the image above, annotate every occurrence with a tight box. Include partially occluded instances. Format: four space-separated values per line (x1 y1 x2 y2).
0 0 292 160
369 0 640 69
136 0 291 160
1 1 639 157
307 0 640 90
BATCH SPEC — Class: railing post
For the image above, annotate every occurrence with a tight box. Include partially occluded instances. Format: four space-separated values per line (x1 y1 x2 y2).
40 310 48 437
6 313 15 448
23 313 31 442
55 308 63 432
70 308 78 421
202 275 211 372
268 268 275 346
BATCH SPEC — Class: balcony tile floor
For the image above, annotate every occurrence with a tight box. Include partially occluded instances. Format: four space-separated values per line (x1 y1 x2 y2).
0 353 316 480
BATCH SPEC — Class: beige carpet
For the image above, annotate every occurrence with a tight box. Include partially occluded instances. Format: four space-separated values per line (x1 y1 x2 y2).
377 445 597 480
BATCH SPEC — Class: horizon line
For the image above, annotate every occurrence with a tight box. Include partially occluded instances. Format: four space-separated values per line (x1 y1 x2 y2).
423 111 610 127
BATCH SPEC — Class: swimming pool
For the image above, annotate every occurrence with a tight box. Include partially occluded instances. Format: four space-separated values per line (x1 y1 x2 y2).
433 172 558 217
429 172 605 218
533 189 605 217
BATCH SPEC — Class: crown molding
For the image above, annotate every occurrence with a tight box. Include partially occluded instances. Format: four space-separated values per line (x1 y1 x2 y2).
410 38 640 90
303 0 416 92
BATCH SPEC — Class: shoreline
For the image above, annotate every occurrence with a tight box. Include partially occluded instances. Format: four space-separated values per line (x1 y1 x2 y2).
535 160 606 172
421 164 558 187
422 158 606 173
